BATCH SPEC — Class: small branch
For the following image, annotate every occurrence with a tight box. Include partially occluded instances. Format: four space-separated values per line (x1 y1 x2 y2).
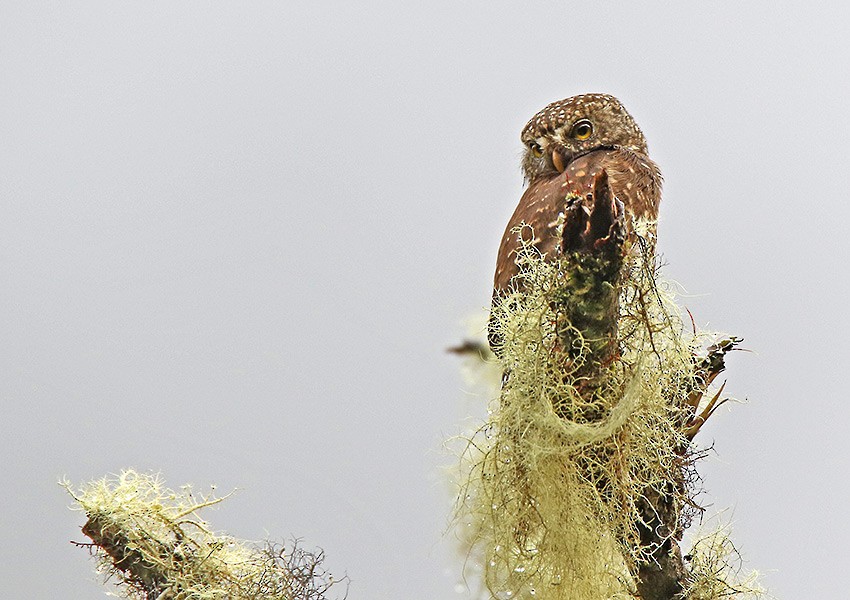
68 470 347 600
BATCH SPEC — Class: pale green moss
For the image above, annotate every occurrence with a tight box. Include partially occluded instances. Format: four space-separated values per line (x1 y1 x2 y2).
683 527 767 599
65 470 343 600
455 225 763 600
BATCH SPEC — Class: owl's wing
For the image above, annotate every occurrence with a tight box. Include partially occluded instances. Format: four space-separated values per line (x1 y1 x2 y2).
489 170 625 354
563 149 662 222
493 147 659 294
492 174 568 294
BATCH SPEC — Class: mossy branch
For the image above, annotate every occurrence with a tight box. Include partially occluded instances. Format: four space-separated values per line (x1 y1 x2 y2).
66 470 347 600
456 195 765 598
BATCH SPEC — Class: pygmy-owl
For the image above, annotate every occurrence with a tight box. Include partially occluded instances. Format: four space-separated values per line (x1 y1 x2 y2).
492 93 662 295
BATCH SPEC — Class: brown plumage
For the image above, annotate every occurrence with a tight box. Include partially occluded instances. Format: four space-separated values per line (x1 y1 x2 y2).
492 94 663 295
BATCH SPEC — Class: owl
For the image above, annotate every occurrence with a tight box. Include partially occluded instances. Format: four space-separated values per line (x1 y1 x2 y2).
492 93 662 295
485 95 688 596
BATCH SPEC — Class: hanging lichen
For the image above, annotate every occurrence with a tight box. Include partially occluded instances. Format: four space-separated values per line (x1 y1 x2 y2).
455 222 764 600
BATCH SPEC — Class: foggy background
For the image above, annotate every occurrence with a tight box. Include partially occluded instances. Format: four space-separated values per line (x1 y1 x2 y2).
2 2 848 598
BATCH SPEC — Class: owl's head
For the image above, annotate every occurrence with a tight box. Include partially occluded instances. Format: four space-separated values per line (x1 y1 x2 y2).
520 93 649 183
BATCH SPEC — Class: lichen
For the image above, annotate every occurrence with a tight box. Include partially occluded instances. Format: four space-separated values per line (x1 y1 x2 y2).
65 470 345 600
682 527 766 600
455 224 762 599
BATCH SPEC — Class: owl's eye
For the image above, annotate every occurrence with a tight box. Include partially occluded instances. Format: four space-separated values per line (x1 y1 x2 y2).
570 119 593 141
528 141 544 158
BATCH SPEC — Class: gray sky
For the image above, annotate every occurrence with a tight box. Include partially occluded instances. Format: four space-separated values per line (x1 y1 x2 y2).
2 2 848 598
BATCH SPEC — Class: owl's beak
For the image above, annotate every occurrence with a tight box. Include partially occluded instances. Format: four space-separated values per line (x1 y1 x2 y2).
551 149 568 173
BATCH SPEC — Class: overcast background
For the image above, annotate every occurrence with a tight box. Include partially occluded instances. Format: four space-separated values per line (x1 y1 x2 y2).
2 2 848 598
